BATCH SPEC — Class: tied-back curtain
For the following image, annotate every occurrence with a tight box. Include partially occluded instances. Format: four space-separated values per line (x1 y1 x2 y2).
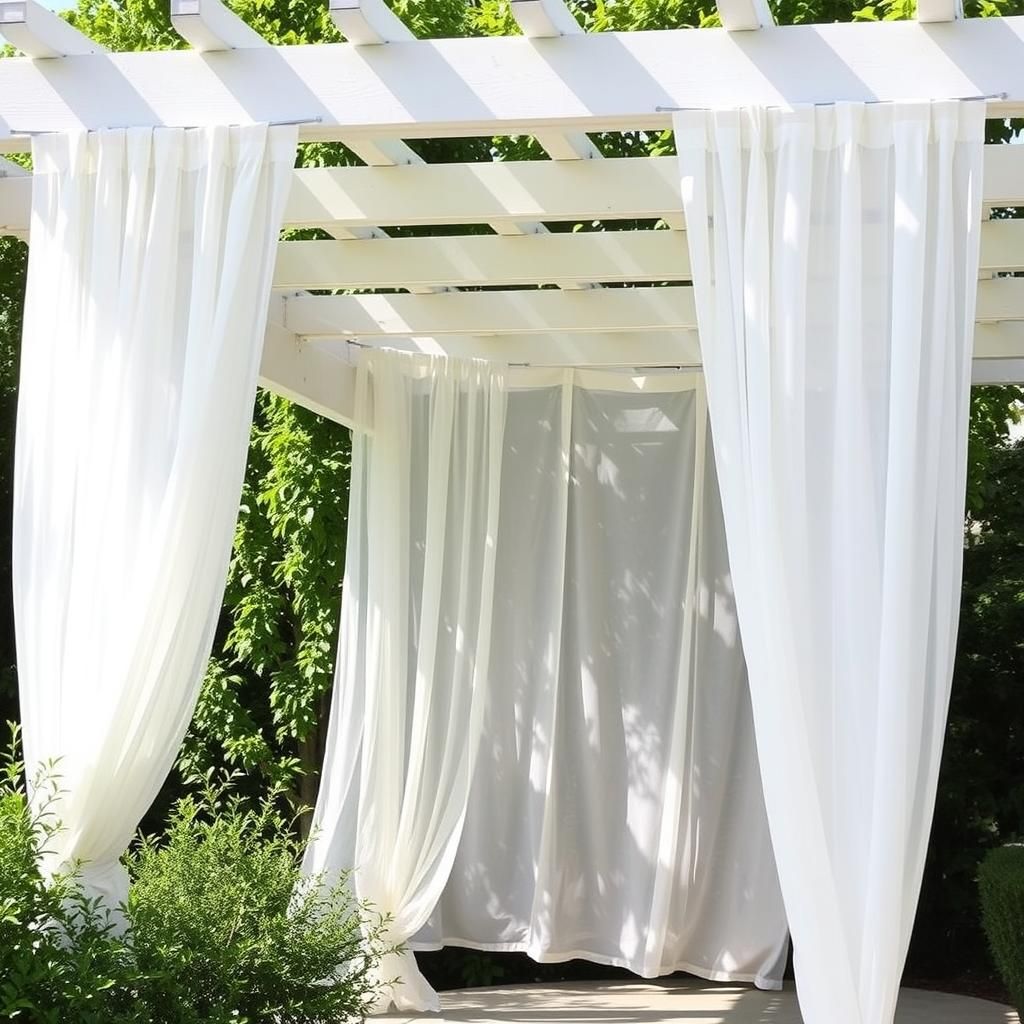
15 125 297 910
675 102 984 1024
303 350 507 1013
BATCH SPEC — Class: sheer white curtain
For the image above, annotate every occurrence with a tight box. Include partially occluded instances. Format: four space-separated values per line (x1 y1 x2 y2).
303 350 507 1012
307 356 789 1011
675 102 984 1024
416 370 788 987
15 125 297 911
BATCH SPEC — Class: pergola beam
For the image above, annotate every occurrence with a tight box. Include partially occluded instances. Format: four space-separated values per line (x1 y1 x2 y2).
268 220 1024 291
270 147 1024 231
6 149 1024 235
170 0 268 51
510 0 582 38
6 18 1024 147
716 0 775 32
259 314 358 429
257 324 1024 428
0 0 104 57
271 231 686 290
279 279 1024 339
328 0 414 45
917 0 962 24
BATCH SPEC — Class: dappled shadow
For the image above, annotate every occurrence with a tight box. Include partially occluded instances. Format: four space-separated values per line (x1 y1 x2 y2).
381 980 1017 1024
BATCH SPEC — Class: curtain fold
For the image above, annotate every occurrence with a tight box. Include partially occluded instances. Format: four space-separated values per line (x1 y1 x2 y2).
675 101 984 1024
14 124 297 913
307 357 789 1009
415 370 788 988
303 350 508 1013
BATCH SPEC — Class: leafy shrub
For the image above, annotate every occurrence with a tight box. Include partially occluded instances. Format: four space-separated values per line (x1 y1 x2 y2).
126 780 386 1024
979 844 1024 1015
0 728 139 1024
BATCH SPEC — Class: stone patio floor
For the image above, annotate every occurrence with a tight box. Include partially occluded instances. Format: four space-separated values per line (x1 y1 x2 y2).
379 979 1018 1024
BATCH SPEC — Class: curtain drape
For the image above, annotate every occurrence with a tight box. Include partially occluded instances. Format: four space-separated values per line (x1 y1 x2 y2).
307 356 789 1011
14 124 297 912
675 101 984 1024
302 351 508 1012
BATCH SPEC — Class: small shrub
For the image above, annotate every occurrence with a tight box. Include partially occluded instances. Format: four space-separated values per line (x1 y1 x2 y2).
979 844 1024 1016
0 727 139 1024
126 780 386 1024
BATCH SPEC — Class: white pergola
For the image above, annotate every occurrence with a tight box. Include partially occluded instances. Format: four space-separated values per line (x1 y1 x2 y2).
2 8 1016 1023
3 0 1024 432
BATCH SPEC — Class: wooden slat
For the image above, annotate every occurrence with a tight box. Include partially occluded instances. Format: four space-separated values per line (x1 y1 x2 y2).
5 18 1024 147
0 0 104 57
716 0 775 32
170 0 268 51
329 0 414 45
281 279 1024 339
282 286 698 337
917 0 961 24
262 324 1024 426
7 148 1024 237
272 231 686 290
271 220 1024 290
259 317 358 429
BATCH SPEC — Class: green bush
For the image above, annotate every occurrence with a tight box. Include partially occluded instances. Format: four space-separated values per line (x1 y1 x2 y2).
979 844 1024 1015
0 729 139 1024
1 726 386 1024
125 780 386 1024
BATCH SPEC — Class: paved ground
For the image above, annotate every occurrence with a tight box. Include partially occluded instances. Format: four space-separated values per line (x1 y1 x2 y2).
380 979 1018 1024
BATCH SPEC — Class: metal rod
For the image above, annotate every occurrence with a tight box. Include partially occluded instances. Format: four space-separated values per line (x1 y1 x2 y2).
656 92 1008 111
7 115 323 135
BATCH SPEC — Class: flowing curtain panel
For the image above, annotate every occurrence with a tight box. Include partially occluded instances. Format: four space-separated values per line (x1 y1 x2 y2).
307 355 789 1011
675 102 984 1024
416 369 788 987
303 351 508 1012
14 125 297 911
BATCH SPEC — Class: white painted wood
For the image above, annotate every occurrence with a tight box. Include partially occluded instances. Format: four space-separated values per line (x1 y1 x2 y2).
259 317 359 428
282 287 695 337
0 172 30 240
4 18 1024 146
716 0 775 32
972 356 1024 384
281 157 680 231
281 279 1024 340
258 323 1024 426
6 150 1024 236
170 0 267 51
917 0 961 24
277 150 1024 230
310 321 1024 369
271 230 687 290
0 0 104 58
329 0 413 45
510 0 581 38
317 332 704 367
270 223 1024 290
338 136 550 262
532 130 602 161
0 156 27 177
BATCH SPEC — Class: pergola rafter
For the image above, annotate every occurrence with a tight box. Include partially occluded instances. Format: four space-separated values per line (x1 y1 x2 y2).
3 6 1024 426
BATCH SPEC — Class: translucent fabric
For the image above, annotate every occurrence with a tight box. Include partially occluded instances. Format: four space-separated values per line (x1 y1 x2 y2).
303 351 509 1012
307 355 789 1012
675 102 984 1024
14 125 297 912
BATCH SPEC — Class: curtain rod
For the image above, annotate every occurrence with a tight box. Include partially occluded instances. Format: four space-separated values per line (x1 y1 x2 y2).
7 115 323 136
655 91 1008 111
